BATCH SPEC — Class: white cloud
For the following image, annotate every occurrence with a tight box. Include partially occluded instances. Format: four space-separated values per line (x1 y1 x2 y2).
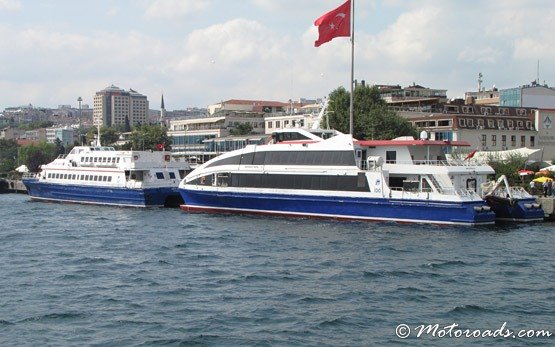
106 7 120 17
457 47 502 64
0 0 20 11
144 0 211 20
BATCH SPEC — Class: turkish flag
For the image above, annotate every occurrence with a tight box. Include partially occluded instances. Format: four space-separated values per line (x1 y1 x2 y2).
314 0 351 47
156 143 164 151
465 149 477 160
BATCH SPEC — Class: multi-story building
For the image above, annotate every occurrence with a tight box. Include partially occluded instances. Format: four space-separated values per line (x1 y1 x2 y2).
500 82 555 108
93 85 149 127
46 127 75 146
168 110 266 158
207 99 287 116
377 83 448 112
400 104 539 156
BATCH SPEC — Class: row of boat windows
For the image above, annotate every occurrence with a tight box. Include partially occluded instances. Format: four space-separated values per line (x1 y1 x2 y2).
80 157 120 163
207 150 356 168
191 172 368 192
47 172 113 182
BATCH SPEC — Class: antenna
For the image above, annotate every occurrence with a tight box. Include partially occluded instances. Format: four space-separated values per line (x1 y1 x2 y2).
537 59 540 84
478 72 483 92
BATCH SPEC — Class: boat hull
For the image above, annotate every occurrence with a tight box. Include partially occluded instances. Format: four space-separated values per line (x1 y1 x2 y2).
23 179 182 207
484 195 544 222
179 188 495 226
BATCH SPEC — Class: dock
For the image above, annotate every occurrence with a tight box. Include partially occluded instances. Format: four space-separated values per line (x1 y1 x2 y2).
536 196 555 221
0 179 27 194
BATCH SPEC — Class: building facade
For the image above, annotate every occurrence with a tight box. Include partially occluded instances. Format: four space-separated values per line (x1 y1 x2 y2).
168 111 266 159
93 85 149 127
400 104 538 154
500 83 555 108
46 127 75 146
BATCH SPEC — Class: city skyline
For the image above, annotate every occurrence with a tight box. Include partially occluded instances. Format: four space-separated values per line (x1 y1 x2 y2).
0 0 554 111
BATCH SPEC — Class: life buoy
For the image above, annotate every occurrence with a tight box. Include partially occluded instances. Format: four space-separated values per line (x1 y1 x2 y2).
164 154 170 161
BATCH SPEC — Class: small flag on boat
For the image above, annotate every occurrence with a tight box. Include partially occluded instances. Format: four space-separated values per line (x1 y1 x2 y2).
465 149 477 160
314 0 351 47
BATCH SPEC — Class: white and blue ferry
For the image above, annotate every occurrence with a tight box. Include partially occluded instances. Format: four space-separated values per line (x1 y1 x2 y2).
23 145 190 207
178 129 497 226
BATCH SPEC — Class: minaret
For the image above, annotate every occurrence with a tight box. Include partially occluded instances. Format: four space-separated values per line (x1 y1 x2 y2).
160 93 166 126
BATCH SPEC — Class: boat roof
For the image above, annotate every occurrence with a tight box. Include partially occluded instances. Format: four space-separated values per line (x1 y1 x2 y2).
356 139 470 147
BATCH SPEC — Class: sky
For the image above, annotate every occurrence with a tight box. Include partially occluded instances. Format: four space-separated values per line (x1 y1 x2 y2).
0 0 554 111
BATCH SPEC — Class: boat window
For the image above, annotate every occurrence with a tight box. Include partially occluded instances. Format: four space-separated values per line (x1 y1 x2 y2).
156 172 164 179
169 172 176 179
217 173 230 187
466 178 477 192
108 176 112 182
240 152 254 165
386 151 397 164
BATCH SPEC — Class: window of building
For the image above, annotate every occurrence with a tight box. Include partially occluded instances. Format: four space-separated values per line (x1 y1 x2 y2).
526 121 532 129
467 119 474 127
492 135 497 147
507 120 514 128
521 135 525 147
275 121 281 128
511 135 516 147
487 119 495 128
481 134 487 147
497 120 504 129
156 172 164 179
501 135 507 148
459 118 466 127
530 136 535 147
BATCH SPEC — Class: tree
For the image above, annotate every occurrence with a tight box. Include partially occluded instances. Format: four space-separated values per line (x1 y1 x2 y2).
326 85 417 140
229 123 253 136
86 126 120 146
128 124 171 151
0 139 19 172
18 142 57 172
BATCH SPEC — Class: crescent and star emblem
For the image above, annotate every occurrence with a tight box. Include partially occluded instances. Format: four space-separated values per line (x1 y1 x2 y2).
328 13 346 30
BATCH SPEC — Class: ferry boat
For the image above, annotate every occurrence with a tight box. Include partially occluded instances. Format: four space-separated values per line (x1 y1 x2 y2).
177 129 496 226
23 145 190 207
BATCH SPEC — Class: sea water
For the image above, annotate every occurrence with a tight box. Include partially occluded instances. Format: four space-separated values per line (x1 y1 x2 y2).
0 194 553 346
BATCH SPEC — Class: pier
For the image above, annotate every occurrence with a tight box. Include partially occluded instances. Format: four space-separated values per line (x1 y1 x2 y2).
536 196 555 220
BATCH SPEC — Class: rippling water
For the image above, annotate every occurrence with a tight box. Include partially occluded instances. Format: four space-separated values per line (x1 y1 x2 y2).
1 194 553 346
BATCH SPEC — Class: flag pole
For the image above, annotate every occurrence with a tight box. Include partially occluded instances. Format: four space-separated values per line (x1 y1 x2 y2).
349 0 355 135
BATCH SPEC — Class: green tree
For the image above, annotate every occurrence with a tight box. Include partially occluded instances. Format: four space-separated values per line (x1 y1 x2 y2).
0 139 19 172
486 152 528 185
86 126 121 146
19 142 57 172
326 85 417 140
128 124 171 151
229 123 253 136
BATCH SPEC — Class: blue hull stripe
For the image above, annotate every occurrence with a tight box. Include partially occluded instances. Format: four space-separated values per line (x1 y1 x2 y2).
179 189 495 226
23 179 180 207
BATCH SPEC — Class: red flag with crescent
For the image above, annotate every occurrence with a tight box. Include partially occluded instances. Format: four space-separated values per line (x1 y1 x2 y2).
314 0 351 47
465 149 477 160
